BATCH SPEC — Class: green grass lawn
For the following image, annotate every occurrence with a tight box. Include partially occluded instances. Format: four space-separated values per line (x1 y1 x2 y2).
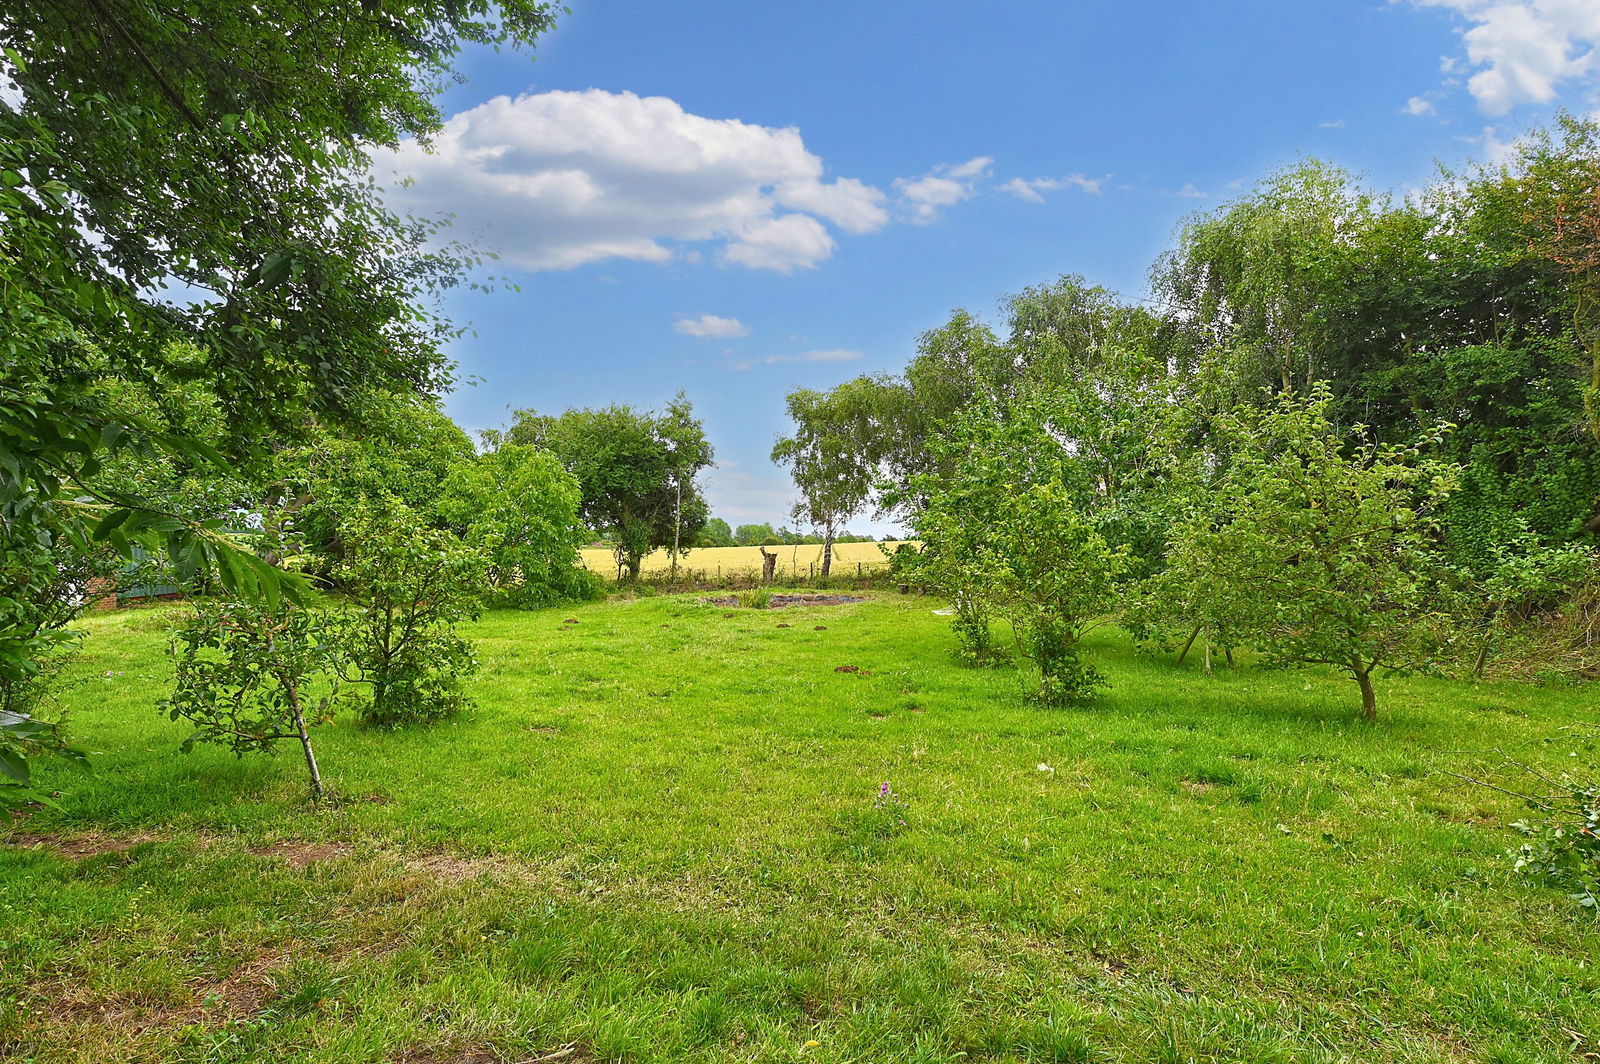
2 592 1596 1064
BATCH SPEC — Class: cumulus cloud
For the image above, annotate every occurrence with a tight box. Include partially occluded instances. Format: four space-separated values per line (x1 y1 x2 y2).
732 348 863 371
675 314 748 339
1319 118 1348 128
998 173 1104 203
1176 183 1207 199
721 213 835 271
374 89 889 272
1405 94 1438 115
1403 0 1600 114
893 156 994 222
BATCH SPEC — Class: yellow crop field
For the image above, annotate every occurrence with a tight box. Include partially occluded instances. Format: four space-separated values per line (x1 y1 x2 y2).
579 540 916 577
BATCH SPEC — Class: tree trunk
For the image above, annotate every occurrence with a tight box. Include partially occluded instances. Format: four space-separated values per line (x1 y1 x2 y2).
626 554 642 583
1176 623 1202 666
821 517 834 578
1472 603 1503 679
1353 666 1378 722
287 684 324 803
759 548 777 585
1203 639 1212 675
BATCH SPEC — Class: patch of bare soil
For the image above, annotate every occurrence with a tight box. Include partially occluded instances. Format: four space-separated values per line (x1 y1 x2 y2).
249 840 351 867
396 1043 590 1064
5 830 156 858
1180 780 1217 795
49 993 205 1034
400 852 509 883
705 594 866 608
46 946 288 1037
202 947 288 1015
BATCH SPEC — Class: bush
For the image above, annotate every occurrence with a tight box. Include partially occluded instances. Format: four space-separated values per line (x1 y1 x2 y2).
437 446 600 609
336 497 486 727
1512 785 1600 910
1502 727 1600 910
163 598 343 801
911 422 1126 701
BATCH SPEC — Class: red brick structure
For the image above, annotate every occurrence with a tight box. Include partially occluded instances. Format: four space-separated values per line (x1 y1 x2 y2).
85 576 119 611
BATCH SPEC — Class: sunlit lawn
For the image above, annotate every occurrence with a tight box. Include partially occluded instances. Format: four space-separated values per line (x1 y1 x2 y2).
2 592 1596 1063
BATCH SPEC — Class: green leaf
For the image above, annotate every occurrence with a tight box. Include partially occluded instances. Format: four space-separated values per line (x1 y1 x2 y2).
0 746 30 785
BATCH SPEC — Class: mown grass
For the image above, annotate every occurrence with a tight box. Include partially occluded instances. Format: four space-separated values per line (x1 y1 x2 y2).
2 593 1596 1064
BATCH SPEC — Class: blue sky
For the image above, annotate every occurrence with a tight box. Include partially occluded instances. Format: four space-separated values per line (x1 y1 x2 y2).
377 0 1600 535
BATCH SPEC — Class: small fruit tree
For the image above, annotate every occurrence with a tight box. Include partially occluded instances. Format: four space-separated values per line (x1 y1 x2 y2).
164 599 344 802
1165 389 1459 720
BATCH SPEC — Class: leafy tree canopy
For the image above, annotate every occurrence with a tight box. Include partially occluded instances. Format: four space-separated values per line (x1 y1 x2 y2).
491 395 713 581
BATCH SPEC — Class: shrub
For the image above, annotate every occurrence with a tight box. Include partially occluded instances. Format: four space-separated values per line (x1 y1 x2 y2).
163 598 343 801
1163 389 1460 720
336 497 486 727
913 443 1125 701
1512 784 1600 910
436 446 600 608
1501 728 1600 910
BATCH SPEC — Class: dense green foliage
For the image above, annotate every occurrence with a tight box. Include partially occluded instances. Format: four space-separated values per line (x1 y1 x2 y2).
266 396 477 573
437 447 598 608
335 499 487 728
491 397 715 581
164 600 343 800
1164 391 1461 719
788 123 1600 704
697 518 735 548
0 0 558 774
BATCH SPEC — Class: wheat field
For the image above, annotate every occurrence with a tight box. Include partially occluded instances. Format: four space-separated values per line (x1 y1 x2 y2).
578 540 915 577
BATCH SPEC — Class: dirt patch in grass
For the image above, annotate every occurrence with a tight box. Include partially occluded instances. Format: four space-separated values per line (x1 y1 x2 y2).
4 830 157 858
396 1045 591 1064
202 946 288 1016
401 851 511 883
705 594 865 608
249 840 351 867
1181 780 1218 795
393 1050 502 1064
49 992 205 1035
43 946 286 1040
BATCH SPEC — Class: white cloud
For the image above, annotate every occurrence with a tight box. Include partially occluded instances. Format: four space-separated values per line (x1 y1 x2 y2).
775 176 888 234
1403 0 1600 114
722 213 835 272
1319 118 1348 128
999 173 1104 203
1468 124 1523 163
945 156 995 179
1176 183 1207 199
674 314 748 339
1405 94 1438 115
375 89 888 272
893 156 994 222
732 348 863 371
